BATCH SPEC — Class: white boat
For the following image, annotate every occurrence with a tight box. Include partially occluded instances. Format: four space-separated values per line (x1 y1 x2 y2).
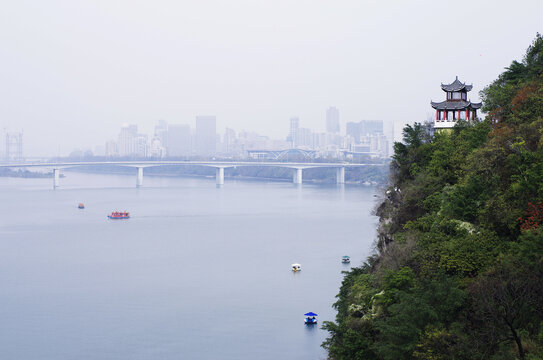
291 263 301 272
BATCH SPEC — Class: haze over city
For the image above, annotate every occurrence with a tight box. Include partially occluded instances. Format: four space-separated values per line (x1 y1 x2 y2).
3 0 543 359
1 0 541 156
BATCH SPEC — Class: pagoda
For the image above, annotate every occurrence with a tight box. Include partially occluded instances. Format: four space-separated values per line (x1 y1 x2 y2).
431 76 482 130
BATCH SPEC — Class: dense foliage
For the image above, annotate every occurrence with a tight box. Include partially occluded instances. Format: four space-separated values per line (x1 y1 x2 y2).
323 34 543 360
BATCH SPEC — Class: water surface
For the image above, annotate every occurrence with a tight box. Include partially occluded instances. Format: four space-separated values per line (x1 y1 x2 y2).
0 173 377 359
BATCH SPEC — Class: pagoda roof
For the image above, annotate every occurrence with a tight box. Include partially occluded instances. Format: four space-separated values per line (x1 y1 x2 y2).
441 76 473 92
431 100 482 110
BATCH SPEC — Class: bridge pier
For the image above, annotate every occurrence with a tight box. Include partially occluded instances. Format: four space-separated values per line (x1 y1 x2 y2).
293 168 303 184
136 167 143 187
216 167 224 186
53 168 60 189
336 167 345 184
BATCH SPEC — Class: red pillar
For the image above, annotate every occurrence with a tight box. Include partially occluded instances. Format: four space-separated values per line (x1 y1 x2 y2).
436 110 439 121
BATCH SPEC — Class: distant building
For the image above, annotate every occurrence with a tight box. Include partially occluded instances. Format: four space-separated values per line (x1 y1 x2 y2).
360 120 383 136
347 120 384 143
288 117 300 148
5 131 23 161
135 134 148 158
346 122 361 143
223 127 237 154
117 124 147 157
118 124 138 156
195 116 216 156
154 120 168 149
431 76 482 131
345 120 389 158
105 140 118 157
150 136 166 158
297 128 314 149
326 107 340 133
168 124 192 156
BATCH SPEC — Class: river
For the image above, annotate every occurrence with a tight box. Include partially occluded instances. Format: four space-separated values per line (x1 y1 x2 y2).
0 172 378 360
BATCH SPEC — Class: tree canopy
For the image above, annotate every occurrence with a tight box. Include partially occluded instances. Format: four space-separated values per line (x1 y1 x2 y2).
324 34 543 360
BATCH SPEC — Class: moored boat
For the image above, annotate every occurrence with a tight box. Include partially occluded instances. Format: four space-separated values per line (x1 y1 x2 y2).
342 255 350 264
291 263 301 272
78 203 85 209
108 211 130 219
304 312 318 324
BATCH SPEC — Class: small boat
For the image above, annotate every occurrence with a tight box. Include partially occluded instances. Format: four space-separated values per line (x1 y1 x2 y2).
342 256 350 264
291 263 301 272
304 312 318 325
78 203 85 209
108 211 130 220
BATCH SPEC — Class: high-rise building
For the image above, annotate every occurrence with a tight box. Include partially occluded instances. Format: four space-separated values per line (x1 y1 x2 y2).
117 124 148 157
288 117 300 148
195 116 216 156
346 122 361 143
347 120 385 144
105 140 118 157
154 120 168 149
118 124 138 156
168 124 192 156
5 132 23 161
297 128 314 148
149 136 166 158
383 120 394 156
360 120 383 136
224 128 237 154
326 107 340 133
135 134 148 158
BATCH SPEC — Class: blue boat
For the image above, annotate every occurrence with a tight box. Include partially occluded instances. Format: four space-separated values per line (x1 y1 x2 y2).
342 255 350 264
304 312 318 325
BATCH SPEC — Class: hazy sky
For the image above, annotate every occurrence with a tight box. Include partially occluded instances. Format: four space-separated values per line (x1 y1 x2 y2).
1 0 541 156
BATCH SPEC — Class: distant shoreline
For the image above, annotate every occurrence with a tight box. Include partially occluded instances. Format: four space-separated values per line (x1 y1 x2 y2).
63 168 379 185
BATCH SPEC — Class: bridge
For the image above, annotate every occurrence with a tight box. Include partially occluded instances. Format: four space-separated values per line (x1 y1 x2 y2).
0 160 385 188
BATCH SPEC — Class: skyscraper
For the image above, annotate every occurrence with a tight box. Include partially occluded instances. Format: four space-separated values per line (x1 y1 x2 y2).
326 107 340 133
118 124 138 157
346 122 361 143
168 124 192 156
360 120 383 136
154 120 168 149
223 127 237 154
289 117 300 148
105 140 118 157
347 120 384 144
195 116 217 156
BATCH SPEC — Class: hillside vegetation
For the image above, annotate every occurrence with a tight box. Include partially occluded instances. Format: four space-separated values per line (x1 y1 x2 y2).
323 34 543 360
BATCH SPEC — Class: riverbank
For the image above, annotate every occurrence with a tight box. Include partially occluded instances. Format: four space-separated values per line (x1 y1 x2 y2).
63 164 387 185
0 168 62 178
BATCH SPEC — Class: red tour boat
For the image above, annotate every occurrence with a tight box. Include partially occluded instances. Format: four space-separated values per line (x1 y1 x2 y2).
108 211 130 219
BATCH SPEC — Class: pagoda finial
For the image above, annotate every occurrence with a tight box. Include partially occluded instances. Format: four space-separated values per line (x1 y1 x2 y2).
456 75 458 80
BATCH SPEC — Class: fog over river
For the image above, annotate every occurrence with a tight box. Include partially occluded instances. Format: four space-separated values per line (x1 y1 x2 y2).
0 173 377 360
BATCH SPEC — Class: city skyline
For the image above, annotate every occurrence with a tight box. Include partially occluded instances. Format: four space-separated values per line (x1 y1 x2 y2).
93 110 392 160
1 1 541 156
2 107 395 159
